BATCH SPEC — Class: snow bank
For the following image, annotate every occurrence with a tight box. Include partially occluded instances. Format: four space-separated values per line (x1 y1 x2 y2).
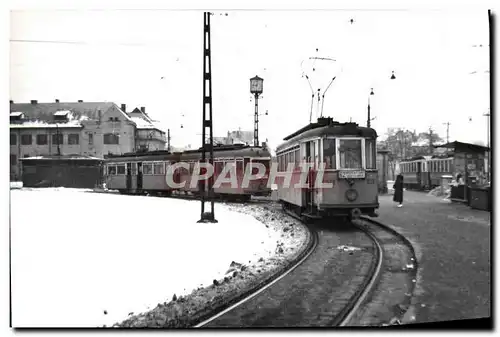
118 202 310 328
10 181 23 189
11 189 287 327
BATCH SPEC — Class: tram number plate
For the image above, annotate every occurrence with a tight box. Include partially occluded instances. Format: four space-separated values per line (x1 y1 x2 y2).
339 170 365 179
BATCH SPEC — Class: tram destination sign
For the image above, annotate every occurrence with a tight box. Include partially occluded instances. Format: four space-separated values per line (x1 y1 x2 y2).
339 170 366 179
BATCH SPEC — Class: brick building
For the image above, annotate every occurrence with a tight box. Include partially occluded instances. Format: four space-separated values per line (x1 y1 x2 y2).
9 100 166 180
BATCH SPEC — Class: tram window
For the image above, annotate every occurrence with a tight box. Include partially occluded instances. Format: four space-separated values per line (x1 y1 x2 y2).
143 163 153 175
107 165 116 175
214 161 223 175
295 149 300 166
323 138 336 169
153 162 165 175
117 164 126 175
236 160 243 172
365 139 376 169
131 163 137 175
338 139 362 169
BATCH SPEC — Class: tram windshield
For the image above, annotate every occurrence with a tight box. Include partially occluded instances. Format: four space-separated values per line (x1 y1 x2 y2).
338 139 362 169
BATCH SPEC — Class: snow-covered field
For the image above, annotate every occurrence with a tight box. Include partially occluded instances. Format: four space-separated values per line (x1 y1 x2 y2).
10 188 291 327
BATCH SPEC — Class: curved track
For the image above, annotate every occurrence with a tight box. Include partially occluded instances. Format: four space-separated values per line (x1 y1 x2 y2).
194 209 416 327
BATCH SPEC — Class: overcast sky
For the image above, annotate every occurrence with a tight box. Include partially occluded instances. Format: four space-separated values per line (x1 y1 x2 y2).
10 9 490 149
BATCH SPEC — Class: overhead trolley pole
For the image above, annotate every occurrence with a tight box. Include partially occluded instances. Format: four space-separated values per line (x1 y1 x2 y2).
198 12 217 223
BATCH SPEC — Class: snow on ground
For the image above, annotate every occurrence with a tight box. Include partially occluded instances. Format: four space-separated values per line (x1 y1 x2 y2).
11 188 285 327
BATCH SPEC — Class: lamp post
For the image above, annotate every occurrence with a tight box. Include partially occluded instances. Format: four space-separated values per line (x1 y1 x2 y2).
250 75 264 147
367 88 375 128
367 71 396 128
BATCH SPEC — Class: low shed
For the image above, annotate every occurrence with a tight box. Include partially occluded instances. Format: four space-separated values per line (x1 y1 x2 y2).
20 155 103 188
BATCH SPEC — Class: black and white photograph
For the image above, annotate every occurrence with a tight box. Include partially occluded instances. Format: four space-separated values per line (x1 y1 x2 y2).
6 1 493 330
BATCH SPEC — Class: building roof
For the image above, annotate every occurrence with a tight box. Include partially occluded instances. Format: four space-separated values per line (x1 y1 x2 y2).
10 101 169 132
130 116 156 129
10 121 82 129
20 154 102 161
434 141 490 153
10 101 119 122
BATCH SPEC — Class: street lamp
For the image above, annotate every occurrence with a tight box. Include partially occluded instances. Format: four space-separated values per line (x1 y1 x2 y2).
250 75 264 147
367 88 375 128
367 71 396 128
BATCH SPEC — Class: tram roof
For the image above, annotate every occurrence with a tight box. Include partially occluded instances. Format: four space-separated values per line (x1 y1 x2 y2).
282 117 377 141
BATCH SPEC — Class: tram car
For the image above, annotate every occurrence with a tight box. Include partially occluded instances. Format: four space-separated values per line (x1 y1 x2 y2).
176 144 271 200
276 117 379 220
400 154 454 190
105 150 180 195
104 144 272 200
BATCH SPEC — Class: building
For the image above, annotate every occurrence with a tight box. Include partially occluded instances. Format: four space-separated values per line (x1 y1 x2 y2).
213 129 255 146
9 100 166 180
20 154 103 188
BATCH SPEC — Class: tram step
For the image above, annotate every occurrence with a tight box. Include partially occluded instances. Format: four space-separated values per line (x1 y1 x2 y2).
302 212 323 219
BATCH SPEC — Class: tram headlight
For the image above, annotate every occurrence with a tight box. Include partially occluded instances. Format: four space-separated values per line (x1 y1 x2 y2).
345 188 358 202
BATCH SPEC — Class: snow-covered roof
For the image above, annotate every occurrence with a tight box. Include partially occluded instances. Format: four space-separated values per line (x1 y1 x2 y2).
130 116 161 130
21 154 101 160
10 120 82 128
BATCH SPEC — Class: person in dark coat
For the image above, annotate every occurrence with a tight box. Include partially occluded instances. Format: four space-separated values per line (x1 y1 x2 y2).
393 174 404 207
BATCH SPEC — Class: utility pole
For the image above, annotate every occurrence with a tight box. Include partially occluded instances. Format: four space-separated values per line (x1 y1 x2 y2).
443 122 451 144
198 12 217 223
428 127 434 155
167 128 171 152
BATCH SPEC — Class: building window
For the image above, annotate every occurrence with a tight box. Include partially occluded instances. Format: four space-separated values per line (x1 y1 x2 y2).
68 134 79 145
338 139 362 169
88 133 93 146
21 134 32 145
143 163 153 175
104 133 119 145
36 134 48 145
10 154 16 165
52 134 63 145
10 134 17 145
117 164 126 175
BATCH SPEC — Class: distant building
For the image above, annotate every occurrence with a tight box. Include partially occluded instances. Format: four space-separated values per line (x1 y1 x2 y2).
213 129 255 146
9 100 166 180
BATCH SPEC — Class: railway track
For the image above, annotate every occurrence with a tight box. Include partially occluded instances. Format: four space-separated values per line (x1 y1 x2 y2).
194 209 417 327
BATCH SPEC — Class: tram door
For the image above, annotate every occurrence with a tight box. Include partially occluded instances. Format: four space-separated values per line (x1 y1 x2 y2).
126 163 132 190
416 161 422 189
302 141 314 211
137 162 143 190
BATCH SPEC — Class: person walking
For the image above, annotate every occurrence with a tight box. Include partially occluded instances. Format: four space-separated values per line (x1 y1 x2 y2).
393 174 404 207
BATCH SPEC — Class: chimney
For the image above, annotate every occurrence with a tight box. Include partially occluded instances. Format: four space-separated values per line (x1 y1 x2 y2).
10 100 13 104
31 100 37 105
121 104 126 112
140 106 145 114
55 99 60 103
78 100 83 103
